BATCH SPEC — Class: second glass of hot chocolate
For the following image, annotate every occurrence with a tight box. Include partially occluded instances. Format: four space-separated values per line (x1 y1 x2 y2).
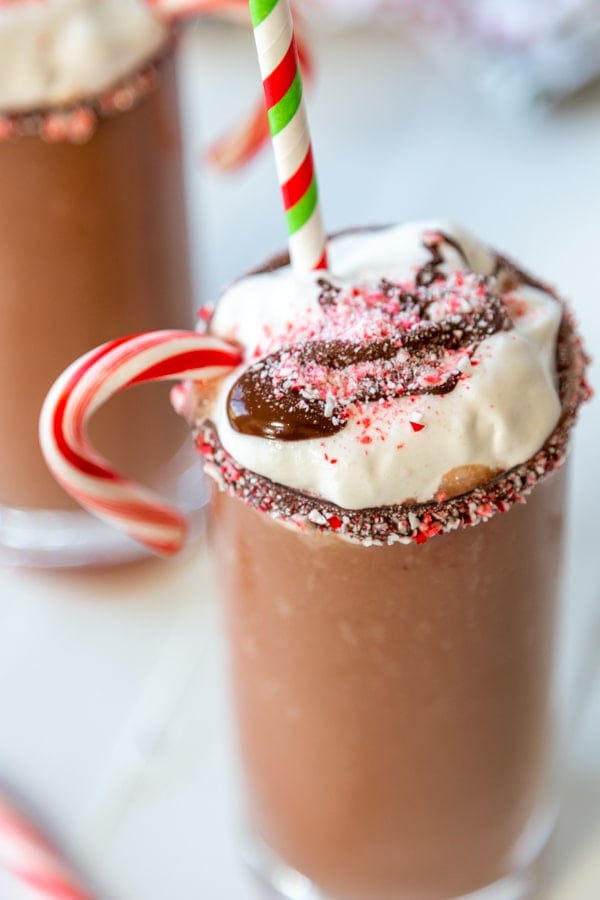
0 0 195 566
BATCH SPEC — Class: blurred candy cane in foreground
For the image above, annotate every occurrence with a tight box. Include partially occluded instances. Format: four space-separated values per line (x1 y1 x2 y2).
149 0 314 169
0 791 95 900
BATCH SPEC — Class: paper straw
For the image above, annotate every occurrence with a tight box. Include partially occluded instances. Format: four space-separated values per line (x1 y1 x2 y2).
39 331 243 557
249 0 328 270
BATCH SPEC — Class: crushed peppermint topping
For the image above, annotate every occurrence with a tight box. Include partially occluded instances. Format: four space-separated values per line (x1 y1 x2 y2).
195 309 590 546
227 269 513 443
185 226 590 535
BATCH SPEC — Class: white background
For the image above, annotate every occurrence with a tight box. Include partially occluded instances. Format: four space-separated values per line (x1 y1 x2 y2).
0 22 599 899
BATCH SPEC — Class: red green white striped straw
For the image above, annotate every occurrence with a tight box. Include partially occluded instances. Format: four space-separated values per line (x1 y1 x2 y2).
249 0 328 271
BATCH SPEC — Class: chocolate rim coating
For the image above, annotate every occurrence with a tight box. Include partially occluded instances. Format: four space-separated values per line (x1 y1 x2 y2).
0 34 177 142
198 232 591 546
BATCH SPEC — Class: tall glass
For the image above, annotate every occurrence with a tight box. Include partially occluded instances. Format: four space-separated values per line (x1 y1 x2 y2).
212 470 564 900
200 241 587 900
0 41 195 567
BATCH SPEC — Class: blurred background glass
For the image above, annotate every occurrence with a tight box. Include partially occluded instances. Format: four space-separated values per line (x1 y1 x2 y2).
301 0 600 106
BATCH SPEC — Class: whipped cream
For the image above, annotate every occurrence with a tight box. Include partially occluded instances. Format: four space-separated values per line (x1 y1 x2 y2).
195 222 563 510
0 0 167 112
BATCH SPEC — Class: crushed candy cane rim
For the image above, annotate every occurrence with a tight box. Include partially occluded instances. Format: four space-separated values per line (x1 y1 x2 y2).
195 311 590 545
0 39 174 144
39 330 243 556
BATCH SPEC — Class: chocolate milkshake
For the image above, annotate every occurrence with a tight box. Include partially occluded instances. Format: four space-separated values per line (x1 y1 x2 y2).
0 0 194 565
181 223 590 899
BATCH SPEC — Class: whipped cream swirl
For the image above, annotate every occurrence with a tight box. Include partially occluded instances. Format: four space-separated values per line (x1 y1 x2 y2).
192 222 563 510
0 0 167 112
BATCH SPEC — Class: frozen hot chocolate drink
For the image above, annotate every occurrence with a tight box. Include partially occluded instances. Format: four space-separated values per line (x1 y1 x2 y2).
0 0 193 565
180 222 589 900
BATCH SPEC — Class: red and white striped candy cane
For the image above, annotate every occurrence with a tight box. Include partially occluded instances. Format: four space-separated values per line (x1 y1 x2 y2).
39 331 243 556
147 0 317 172
0 793 94 900
147 0 249 22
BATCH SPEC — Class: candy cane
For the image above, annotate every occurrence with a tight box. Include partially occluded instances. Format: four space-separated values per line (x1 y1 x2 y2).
147 0 318 172
249 0 328 270
39 331 243 556
147 0 250 22
0 793 94 900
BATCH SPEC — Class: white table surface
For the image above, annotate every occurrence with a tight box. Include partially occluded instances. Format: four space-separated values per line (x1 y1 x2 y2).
1 22 599 900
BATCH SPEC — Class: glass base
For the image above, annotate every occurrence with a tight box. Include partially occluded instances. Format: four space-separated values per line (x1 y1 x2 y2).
0 453 208 568
240 803 557 900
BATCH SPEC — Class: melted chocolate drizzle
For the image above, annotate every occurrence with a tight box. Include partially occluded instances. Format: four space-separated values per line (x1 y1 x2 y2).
227 235 516 443
228 362 334 440
494 254 554 296
416 231 470 287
